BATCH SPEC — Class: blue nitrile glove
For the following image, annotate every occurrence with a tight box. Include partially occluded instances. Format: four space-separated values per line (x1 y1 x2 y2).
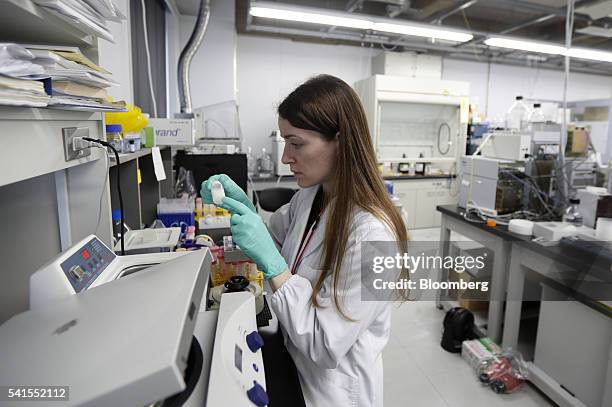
200 174 257 214
220 196 288 280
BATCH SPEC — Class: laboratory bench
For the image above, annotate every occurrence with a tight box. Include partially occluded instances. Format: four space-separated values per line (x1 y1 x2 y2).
436 204 612 407
435 204 530 343
503 239 611 407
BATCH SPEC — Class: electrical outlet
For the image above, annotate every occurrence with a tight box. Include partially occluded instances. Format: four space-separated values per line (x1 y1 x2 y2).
62 127 92 161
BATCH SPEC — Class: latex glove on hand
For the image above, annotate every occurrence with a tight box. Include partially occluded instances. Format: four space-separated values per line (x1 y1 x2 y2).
200 174 256 214
220 196 288 280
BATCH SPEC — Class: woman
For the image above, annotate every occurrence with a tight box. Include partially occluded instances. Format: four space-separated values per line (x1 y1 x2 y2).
201 74 408 407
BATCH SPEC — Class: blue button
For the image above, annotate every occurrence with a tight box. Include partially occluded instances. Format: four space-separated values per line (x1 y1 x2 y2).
246 331 264 352
246 381 268 406
252 363 258 372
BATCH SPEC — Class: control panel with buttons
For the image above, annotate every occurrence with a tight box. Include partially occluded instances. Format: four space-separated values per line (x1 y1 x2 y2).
206 291 268 406
60 237 116 293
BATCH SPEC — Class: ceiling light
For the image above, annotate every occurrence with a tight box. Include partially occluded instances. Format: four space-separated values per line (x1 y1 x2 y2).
567 47 612 63
484 37 566 55
373 23 473 42
249 2 474 43
249 6 373 30
576 26 612 39
485 36 612 64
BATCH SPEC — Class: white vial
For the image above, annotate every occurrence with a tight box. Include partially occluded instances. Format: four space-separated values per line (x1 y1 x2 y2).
211 180 225 205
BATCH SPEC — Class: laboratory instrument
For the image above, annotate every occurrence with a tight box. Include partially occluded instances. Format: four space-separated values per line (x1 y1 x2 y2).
508 219 534 236
532 222 579 242
211 275 264 314
113 227 181 254
458 156 524 216
192 100 243 153
3 250 209 407
25 235 271 406
30 235 188 308
148 117 196 146
478 131 532 161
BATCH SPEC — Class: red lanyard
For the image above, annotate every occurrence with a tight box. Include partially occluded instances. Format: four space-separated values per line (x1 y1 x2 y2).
290 215 321 275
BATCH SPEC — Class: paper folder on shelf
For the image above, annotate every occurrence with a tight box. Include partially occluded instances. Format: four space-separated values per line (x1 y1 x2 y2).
51 80 109 99
0 74 50 107
32 0 115 42
0 43 44 77
49 96 126 111
28 48 110 75
54 50 111 74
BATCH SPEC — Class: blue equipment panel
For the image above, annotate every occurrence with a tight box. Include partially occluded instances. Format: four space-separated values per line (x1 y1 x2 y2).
60 237 116 293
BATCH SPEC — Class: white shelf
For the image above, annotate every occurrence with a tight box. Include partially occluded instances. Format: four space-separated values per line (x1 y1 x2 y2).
0 106 104 187
0 0 96 47
109 147 171 167
110 148 155 167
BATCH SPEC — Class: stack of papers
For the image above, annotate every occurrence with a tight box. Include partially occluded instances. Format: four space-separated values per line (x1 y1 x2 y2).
27 45 125 111
0 43 126 111
0 75 50 108
32 0 125 43
49 95 126 111
0 44 44 77
27 47 117 87
0 44 49 107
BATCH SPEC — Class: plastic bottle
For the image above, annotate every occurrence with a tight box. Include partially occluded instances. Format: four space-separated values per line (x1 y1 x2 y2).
528 103 546 123
257 148 273 178
384 181 394 196
106 124 123 153
111 209 123 243
505 96 532 131
246 146 257 177
562 198 583 226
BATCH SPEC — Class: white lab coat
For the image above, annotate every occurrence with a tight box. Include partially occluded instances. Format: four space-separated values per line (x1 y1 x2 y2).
268 185 397 407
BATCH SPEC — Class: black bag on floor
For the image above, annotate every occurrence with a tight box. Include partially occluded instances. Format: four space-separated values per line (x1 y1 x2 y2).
440 307 478 353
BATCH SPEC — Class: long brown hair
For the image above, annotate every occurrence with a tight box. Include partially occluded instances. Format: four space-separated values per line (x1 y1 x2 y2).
278 75 409 320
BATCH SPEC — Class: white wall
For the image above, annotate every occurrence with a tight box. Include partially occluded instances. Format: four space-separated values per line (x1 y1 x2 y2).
237 35 376 153
97 0 133 103
443 58 612 123
236 36 612 153
170 6 612 153
167 0 236 116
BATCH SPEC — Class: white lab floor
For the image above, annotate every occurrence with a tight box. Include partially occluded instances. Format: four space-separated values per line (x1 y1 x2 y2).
382 228 556 407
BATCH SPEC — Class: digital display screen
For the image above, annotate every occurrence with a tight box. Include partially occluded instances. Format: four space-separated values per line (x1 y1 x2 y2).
234 344 242 372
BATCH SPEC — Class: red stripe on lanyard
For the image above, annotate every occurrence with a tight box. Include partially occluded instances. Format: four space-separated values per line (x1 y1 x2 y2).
290 218 319 275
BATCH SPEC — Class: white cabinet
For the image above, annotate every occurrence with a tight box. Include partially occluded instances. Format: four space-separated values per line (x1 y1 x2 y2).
392 178 458 229
393 181 418 229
